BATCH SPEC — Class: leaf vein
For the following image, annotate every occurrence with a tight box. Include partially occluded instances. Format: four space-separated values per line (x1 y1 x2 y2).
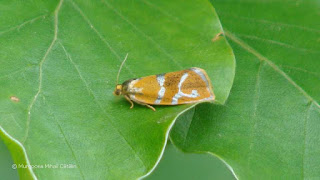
0 65 37 80
237 33 320 54
44 97 86 179
60 42 93 95
302 103 313 179
0 14 47 36
279 65 320 78
59 42 147 170
139 0 208 40
248 61 263 168
219 12 320 33
23 0 64 143
9 114 23 129
101 0 182 68
69 0 135 77
225 30 320 109
182 108 196 147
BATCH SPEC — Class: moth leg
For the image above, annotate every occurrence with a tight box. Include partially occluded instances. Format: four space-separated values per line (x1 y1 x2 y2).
145 104 156 112
124 95 134 109
134 101 156 111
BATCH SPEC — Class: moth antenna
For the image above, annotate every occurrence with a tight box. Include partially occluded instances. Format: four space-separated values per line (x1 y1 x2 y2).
116 53 129 85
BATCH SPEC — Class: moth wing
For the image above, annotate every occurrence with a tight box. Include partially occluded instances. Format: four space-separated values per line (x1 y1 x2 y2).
158 68 215 105
126 75 161 105
126 67 214 105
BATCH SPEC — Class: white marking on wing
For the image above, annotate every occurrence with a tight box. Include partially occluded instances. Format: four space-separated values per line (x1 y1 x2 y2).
191 68 209 87
128 79 143 93
191 68 214 97
155 74 166 104
172 73 199 105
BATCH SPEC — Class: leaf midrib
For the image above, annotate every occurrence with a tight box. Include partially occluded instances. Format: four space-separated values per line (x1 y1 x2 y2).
23 0 64 144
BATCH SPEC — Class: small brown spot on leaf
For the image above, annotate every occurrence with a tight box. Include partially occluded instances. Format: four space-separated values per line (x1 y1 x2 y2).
10 96 20 102
212 32 224 42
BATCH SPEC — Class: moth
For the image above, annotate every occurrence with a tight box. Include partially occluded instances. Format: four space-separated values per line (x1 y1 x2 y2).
113 54 215 111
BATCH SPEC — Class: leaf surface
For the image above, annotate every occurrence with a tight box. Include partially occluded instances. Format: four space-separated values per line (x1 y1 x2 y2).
171 0 320 179
0 0 235 179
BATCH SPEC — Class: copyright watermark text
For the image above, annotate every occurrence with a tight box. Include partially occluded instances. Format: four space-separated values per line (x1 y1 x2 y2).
12 163 77 169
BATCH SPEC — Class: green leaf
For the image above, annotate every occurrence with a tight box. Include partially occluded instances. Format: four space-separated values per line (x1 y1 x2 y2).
0 0 235 179
146 142 235 180
0 138 19 180
171 0 320 179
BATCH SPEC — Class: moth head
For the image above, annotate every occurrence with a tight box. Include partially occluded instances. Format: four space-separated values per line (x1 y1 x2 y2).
113 84 123 96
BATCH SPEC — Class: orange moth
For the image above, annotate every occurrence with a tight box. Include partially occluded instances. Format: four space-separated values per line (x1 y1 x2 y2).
113 54 215 111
